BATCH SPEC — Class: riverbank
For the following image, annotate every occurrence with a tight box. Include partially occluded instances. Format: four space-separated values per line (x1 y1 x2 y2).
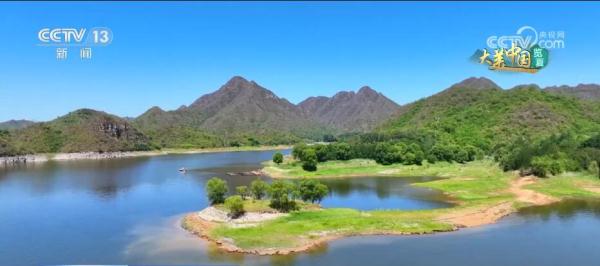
183 159 600 255
0 145 290 167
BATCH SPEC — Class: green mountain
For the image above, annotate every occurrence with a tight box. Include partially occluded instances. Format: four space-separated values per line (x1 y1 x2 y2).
379 77 600 151
9 109 152 154
134 76 328 148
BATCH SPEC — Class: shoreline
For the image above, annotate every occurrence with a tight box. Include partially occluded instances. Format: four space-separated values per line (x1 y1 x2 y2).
181 176 559 255
0 145 290 167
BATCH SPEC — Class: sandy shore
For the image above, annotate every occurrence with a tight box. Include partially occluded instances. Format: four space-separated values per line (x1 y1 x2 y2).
0 145 290 168
182 177 559 255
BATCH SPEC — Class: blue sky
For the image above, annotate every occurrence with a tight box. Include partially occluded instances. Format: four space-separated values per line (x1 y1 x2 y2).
1 2 599 121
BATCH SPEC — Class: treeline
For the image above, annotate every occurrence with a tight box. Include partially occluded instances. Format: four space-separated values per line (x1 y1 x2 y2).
496 133 600 177
205 177 329 217
291 130 600 178
290 132 484 171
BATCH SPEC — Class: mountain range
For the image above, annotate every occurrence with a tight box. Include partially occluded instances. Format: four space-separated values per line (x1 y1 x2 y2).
380 77 600 151
2 76 600 156
1 76 399 155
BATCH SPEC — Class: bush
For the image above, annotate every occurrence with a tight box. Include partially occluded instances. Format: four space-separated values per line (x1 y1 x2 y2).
206 177 228 205
268 180 298 212
236 185 249 200
301 149 318 171
531 156 563 177
250 179 268 200
224 195 245 218
272 152 283 164
298 178 329 203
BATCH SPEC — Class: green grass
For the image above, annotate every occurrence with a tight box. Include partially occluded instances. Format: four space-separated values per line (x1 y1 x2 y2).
527 171 600 198
211 208 454 249
206 159 600 251
210 159 519 250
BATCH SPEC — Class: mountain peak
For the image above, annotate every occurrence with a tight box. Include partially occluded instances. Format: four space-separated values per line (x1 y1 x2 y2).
451 77 500 90
357 86 378 97
223 76 254 89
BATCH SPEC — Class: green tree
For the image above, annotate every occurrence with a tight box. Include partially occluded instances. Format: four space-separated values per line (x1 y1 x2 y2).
298 179 329 203
206 177 228 205
301 148 318 171
236 185 249 200
224 195 245 218
268 180 298 212
250 179 268 200
531 156 563 177
589 160 599 179
272 152 284 164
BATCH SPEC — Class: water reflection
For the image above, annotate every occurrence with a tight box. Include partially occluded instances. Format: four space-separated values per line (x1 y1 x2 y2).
319 176 454 210
518 199 600 220
5 151 599 266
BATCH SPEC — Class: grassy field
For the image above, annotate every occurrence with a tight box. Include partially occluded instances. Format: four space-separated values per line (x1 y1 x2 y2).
200 158 600 252
210 208 454 249
527 171 600 198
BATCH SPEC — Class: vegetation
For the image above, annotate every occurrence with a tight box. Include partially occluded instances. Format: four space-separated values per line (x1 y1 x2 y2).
224 195 245 218
210 160 521 250
235 186 249 200
272 152 283 164
298 178 329 203
206 177 228 205
250 179 268 200
267 180 299 212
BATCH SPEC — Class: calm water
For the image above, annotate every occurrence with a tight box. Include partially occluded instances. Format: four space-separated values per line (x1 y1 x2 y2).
1 150 600 266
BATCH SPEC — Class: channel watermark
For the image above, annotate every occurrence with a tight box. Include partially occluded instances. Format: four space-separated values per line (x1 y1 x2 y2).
486 25 565 50
37 27 113 61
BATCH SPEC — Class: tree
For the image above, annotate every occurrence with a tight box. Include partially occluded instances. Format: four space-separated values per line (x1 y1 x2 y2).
531 156 563 177
268 180 298 212
224 195 245 218
298 178 329 203
206 177 228 205
292 143 308 160
589 160 600 179
301 148 318 171
323 134 337 142
272 152 284 164
250 179 268 200
236 185 249 200
332 142 351 160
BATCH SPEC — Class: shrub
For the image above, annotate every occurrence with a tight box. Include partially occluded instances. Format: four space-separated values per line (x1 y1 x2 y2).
236 185 249 200
298 178 329 203
531 156 563 177
250 179 268 200
206 177 228 205
272 152 283 164
224 195 245 218
301 149 318 171
268 180 298 212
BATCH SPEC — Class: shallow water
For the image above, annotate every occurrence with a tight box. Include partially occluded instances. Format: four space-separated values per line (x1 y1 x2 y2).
0 150 453 266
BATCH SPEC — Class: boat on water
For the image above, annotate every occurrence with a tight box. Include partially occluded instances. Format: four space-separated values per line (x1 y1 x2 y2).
178 167 187 173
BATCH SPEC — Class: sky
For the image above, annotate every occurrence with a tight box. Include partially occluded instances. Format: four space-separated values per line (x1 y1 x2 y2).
1 2 599 122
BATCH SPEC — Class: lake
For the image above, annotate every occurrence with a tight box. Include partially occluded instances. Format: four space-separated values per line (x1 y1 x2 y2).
1 150 599 266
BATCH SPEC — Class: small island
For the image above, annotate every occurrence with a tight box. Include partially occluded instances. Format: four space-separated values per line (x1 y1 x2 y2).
183 146 600 255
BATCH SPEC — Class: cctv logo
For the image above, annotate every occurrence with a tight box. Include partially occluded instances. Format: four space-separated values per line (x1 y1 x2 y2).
39 28 86 43
38 27 112 46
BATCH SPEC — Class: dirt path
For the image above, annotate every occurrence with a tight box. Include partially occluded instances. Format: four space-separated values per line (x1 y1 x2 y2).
438 176 558 227
509 176 558 205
